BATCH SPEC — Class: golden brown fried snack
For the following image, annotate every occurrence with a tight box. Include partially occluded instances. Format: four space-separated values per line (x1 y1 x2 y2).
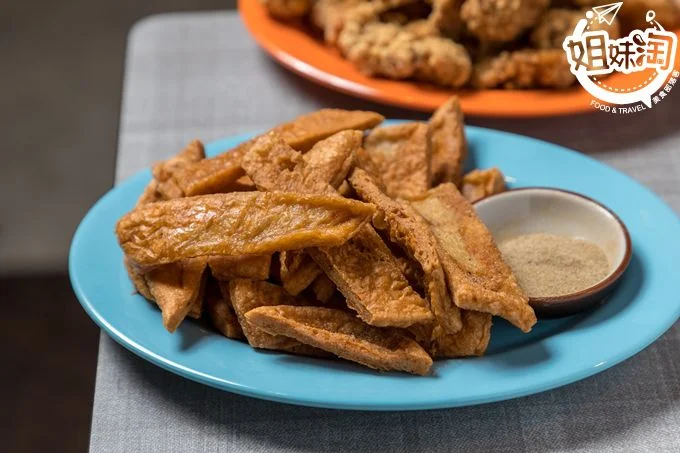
311 0 364 44
310 274 337 303
262 0 312 20
226 280 327 356
145 259 208 333
242 134 433 328
309 227 433 328
411 184 536 332
435 310 492 357
472 49 575 89
349 168 461 337
362 123 431 200
245 305 433 375
205 281 244 339
461 167 505 203
427 96 467 187
460 0 550 43
171 110 383 196
303 130 361 189
338 17 472 87
208 255 272 281
117 192 374 266
279 251 323 295
430 0 464 38
530 8 620 49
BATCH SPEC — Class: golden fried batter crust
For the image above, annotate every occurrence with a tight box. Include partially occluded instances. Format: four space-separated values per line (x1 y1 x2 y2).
349 168 460 337
461 167 505 203
245 305 433 375
226 280 327 356
117 192 374 266
262 0 312 20
146 258 207 333
363 123 431 200
427 96 467 187
311 0 364 44
473 49 575 89
279 251 323 295
461 0 549 43
411 184 536 332
205 281 244 339
242 134 432 328
435 310 492 357
208 255 272 281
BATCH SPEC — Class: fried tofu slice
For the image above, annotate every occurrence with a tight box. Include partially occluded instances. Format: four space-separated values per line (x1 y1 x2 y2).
310 274 336 303
171 109 383 196
427 97 467 187
435 310 492 358
226 280 327 356
125 257 154 300
245 306 433 375
145 259 208 333
242 134 433 328
279 251 323 295
303 130 361 189
208 255 271 281
362 123 430 200
411 184 536 332
205 280 244 339
117 192 374 266
349 168 461 337
461 167 505 203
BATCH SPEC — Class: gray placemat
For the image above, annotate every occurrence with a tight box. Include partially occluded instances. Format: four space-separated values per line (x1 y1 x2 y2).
92 11 680 453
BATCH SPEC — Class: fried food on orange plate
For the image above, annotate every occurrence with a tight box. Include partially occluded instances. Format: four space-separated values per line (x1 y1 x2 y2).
145 258 208 333
436 310 492 357
411 183 537 332
171 109 383 196
361 123 430 200
462 167 506 203
226 279 328 356
116 192 374 266
245 305 433 375
311 0 363 44
242 133 433 328
428 96 467 187
460 0 549 43
472 49 575 89
205 280 243 339
262 0 312 20
349 168 462 337
208 255 272 281
279 251 323 295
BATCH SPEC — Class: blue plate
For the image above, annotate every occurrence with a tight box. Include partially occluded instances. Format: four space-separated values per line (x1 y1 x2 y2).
70 124 680 410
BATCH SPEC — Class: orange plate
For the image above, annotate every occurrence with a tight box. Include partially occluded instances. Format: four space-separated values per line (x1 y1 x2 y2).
240 0 680 116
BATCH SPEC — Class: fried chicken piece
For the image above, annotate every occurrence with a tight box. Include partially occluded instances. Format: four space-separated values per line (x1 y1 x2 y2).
145 258 208 333
310 274 337 303
428 96 467 187
461 0 549 43
472 49 575 89
208 255 272 281
338 3 472 87
530 8 620 49
411 183 536 332
205 280 244 339
171 110 383 196
242 133 433 328
279 251 323 295
246 305 433 375
435 310 492 357
461 167 505 203
349 168 462 338
430 0 464 38
311 0 364 44
117 192 374 266
362 123 431 200
262 0 312 20
226 280 327 356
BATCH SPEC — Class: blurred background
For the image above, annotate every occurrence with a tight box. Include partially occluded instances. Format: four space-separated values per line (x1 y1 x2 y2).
1 1 234 451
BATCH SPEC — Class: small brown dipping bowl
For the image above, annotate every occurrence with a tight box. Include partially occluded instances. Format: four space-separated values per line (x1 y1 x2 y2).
474 188 632 317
